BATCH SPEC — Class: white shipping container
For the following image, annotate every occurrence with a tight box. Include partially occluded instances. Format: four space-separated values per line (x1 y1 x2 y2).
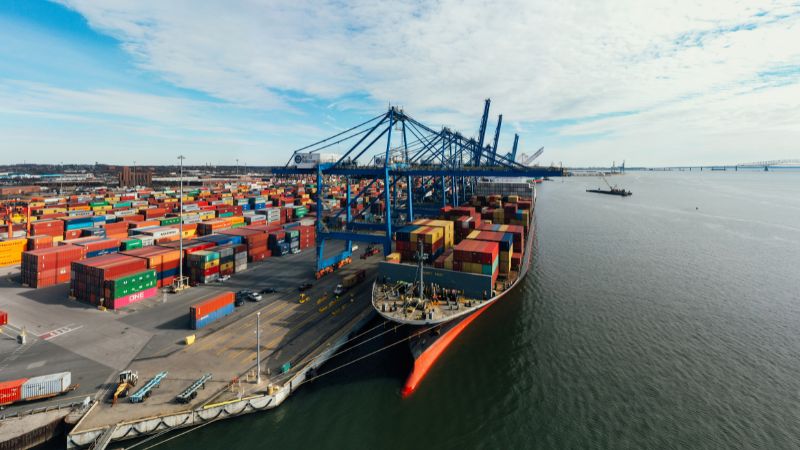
21 372 71 400
115 209 137 217
138 235 155 247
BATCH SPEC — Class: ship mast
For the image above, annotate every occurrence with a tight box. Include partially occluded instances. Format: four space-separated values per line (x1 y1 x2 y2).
416 239 427 304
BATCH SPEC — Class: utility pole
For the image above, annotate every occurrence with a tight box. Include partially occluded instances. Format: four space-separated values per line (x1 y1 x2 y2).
178 155 186 289
256 311 261 384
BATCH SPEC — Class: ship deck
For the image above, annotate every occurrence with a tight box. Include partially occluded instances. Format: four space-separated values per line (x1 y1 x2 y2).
372 271 520 325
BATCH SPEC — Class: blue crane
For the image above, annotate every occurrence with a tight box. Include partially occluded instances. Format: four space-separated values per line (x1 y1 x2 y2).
274 100 563 275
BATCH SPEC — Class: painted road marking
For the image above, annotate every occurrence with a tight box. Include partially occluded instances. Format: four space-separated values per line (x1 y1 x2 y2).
37 324 83 341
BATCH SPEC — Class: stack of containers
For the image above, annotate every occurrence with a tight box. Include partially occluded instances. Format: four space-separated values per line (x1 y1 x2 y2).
249 197 267 211
441 206 482 242
261 208 281 224
197 234 243 248
103 221 130 240
121 238 143 251
297 225 315 249
214 245 236 276
393 225 444 263
30 219 65 239
121 246 181 288
187 250 220 284
70 237 120 258
234 244 248 272
0 239 28 267
189 292 234 330
102 269 157 309
218 229 269 262
268 231 290 256
21 244 84 287
244 214 266 225
411 219 454 249
433 248 454 270
70 254 148 305
465 230 514 275
284 229 300 252
452 239 499 284
131 226 180 244
197 219 231 235
27 235 54 251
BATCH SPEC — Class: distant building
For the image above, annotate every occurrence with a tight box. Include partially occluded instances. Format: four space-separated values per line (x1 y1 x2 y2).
118 166 152 187
0 185 41 196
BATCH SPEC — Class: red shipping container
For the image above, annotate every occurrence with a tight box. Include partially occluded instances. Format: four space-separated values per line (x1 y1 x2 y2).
191 291 234 319
31 220 64 236
0 379 26 406
0 310 7 326
64 229 83 240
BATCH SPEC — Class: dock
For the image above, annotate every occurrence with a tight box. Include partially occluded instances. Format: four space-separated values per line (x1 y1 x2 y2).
0 248 379 449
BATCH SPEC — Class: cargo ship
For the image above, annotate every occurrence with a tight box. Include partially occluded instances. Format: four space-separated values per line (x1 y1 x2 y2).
372 180 535 397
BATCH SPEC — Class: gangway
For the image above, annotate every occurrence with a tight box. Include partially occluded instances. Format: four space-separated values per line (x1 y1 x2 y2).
129 371 168 403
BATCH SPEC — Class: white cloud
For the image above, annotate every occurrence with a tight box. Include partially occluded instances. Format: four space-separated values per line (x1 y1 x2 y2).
45 0 800 164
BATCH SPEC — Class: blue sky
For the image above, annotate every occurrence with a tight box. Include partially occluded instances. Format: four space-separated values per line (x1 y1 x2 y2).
1 0 798 166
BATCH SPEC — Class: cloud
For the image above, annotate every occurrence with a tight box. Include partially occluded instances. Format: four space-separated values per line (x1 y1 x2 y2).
38 0 800 164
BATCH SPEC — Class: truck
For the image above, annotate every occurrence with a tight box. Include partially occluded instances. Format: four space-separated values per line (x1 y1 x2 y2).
335 269 367 295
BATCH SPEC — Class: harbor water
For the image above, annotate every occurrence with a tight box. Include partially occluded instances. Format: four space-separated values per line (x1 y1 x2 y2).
158 171 800 449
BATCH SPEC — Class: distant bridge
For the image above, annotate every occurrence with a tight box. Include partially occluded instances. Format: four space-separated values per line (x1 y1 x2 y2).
736 159 800 167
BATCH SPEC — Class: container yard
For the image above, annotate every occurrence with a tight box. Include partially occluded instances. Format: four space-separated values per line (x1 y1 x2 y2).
0 101 564 449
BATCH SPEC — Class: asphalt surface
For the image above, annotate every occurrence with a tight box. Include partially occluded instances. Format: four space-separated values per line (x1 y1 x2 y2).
0 242 378 420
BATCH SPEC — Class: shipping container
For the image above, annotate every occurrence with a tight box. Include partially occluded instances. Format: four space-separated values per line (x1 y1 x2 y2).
21 372 71 400
0 379 26 406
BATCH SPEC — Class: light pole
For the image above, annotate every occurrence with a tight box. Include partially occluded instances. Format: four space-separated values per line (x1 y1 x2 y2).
256 311 261 384
59 161 63 195
133 160 136 189
178 155 186 289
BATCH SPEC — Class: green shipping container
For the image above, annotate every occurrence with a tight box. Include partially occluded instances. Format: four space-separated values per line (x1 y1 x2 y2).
230 222 245 229
105 269 157 299
160 217 180 226
190 251 220 263
113 201 132 208
218 212 233 218
122 238 143 250
90 201 108 207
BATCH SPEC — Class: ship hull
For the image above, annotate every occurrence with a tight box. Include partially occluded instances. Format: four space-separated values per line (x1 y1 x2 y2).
400 213 536 397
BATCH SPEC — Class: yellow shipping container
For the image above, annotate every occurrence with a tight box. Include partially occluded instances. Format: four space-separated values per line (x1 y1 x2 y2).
499 251 512 274
202 259 220 269
228 216 245 225
0 238 26 267
413 219 454 248
70 205 91 211
444 254 454 270
386 252 401 263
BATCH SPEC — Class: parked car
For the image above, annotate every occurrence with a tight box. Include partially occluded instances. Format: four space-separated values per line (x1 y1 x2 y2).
248 292 263 302
260 287 278 294
298 283 313 292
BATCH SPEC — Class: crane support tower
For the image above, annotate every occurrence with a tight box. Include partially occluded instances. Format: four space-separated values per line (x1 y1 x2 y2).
274 99 565 274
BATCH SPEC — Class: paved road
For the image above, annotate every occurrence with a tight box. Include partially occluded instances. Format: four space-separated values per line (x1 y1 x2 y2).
0 242 379 419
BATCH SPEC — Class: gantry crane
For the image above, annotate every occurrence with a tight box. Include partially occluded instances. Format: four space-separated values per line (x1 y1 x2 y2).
273 99 564 275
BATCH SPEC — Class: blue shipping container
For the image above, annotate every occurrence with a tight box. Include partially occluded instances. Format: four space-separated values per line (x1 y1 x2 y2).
190 303 234 330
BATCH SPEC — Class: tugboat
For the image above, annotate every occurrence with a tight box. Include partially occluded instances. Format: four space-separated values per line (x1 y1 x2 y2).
586 175 632 196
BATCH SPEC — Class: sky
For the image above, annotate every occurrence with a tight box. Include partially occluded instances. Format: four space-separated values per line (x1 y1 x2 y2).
0 1 798 167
